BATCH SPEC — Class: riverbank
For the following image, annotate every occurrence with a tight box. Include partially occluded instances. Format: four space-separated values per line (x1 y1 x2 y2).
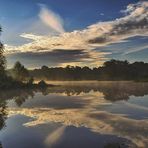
0 80 55 89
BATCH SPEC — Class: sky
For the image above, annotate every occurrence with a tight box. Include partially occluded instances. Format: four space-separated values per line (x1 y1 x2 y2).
0 0 148 68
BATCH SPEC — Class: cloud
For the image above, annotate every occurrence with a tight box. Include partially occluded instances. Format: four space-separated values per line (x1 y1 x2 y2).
5 1 148 67
38 4 65 34
123 45 148 55
87 1 148 45
6 49 108 68
100 13 104 16
20 33 43 41
44 126 65 147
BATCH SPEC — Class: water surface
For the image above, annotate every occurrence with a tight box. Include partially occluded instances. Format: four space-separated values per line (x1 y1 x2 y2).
0 81 148 148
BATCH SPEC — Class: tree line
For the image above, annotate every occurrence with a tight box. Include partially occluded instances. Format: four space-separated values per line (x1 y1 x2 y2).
29 60 148 81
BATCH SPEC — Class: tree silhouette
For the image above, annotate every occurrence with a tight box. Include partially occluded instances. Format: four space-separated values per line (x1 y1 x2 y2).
0 26 6 83
12 61 29 82
29 59 148 81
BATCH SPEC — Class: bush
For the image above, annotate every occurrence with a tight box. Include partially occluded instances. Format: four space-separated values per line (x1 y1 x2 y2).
38 80 47 87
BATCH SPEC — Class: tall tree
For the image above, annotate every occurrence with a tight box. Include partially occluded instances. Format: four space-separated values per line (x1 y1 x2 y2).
12 61 29 82
0 26 6 82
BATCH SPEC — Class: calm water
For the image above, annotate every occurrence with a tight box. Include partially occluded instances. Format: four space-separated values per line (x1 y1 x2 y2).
0 81 148 148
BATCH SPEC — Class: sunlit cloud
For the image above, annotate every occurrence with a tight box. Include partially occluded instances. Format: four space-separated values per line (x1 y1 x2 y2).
5 1 148 67
38 4 65 34
44 126 65 147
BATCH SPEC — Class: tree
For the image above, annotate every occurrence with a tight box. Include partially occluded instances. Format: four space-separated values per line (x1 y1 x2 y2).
38 80 47 87
102 59 130 80
12 61 29 82
27 77 34 86
0 26 6 82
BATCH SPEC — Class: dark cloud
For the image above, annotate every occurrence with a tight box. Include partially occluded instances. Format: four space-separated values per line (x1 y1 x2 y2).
88 35 110 44
6 49 91 68
88 17 148 44
111 18 148 36
88 2 148 44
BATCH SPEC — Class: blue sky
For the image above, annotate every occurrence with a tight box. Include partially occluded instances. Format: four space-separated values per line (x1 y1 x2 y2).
0 0 148 68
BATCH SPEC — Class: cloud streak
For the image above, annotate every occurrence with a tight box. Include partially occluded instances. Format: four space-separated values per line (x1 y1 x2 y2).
38 4 65 34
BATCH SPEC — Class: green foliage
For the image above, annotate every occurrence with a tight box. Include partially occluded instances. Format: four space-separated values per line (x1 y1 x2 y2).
12 61 29 82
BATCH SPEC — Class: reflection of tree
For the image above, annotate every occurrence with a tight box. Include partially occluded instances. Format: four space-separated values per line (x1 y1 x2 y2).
96 82 148 101
46 82 148 101
14 96 27 107
0 88 48 107
0 82 148 107
0 98 7 131
14 89 35 106
0 89 34 107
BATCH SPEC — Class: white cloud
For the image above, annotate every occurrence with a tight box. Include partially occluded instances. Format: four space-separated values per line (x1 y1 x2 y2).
44 126 65 147
38 4 65 34
123 45 148 55
5 1 148 67
100 13 104 16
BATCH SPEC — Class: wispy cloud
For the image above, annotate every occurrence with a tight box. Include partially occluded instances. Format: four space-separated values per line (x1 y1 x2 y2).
123 45 148 55
38 4 65 34
44 126 65 147
5 1 148 67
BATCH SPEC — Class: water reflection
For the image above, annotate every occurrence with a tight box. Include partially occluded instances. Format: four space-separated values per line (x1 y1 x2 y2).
0 99 7 148
1 82 148 103
0 101 7 131
0 82 148 148
46 81 148 101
